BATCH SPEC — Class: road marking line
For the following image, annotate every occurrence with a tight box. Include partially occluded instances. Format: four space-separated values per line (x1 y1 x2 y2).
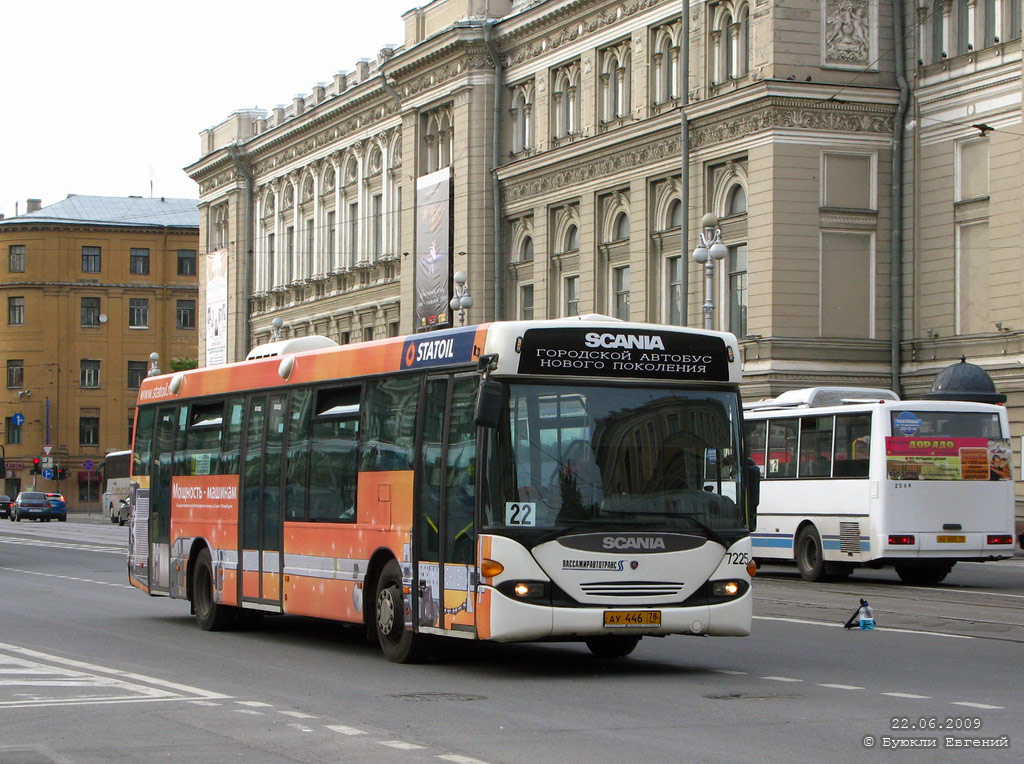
287 723 315 733
711 669 748 675
279 710 317 719
437 755 493 764
818 684 865 690
0 642 230 700
0 566 132 589
951 701 1003 709
234 709 264 715
326 725 366 736
753 615 974 640
236 701 273 707
762 676 803 682
190 701 222 706
882 692 931 699
380 741 426 750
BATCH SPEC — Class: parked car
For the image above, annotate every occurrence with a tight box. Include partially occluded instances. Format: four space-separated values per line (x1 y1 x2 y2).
12 491 52 522
45 493 67 522
0 494 11 519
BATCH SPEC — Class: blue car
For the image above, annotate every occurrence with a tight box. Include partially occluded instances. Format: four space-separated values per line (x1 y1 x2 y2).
12 492 52 522
45 493 67 521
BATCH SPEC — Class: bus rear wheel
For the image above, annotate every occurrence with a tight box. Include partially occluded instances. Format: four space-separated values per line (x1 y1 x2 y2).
585 635 641 658
795 526 828 582
895 562 955 586
192 547 238 631
374 560 425 663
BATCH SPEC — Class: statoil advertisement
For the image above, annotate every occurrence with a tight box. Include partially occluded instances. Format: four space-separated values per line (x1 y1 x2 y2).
885 437 1012 481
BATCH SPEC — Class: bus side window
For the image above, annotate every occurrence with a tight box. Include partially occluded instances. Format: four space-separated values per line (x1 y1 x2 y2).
834 413 871 478
285 388 313 521
310 386 360 522
133 407 156 477
360 377 419 472
799 416 833 478
767 419 798 478
743 420 767 476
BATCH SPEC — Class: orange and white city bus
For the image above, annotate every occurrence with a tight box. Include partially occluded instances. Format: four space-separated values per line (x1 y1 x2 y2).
128 317 759 662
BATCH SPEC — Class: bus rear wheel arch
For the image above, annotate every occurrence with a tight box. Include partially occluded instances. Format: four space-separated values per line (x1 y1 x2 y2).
191 546 239 631
374 559 426 663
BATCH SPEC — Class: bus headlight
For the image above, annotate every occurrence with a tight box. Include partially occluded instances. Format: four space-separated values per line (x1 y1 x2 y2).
496 580 549 602
712 580 742 597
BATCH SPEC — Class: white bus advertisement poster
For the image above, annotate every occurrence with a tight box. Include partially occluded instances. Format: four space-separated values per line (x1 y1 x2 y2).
885 437 1012 481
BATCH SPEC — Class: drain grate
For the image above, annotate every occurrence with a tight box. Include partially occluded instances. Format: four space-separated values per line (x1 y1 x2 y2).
388 692 487 702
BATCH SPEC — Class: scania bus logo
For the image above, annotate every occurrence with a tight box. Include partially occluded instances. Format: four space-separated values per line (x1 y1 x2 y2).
602 536 666 551
558 532 706 554
584 332 666 350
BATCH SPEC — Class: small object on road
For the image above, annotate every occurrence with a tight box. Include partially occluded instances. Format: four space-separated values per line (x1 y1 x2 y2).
843 598 875 630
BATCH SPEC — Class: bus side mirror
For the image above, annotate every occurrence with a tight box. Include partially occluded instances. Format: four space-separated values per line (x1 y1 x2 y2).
745 456 760 526
475 379 504 428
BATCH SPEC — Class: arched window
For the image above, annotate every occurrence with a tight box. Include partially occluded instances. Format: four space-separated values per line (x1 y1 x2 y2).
424 108 452 173
653 29 680 104
726 185 747 216
600 45 631 122
667 199 683 230
510 83 534 155
519 236 534 262
564 224 580 253
613 212 630 241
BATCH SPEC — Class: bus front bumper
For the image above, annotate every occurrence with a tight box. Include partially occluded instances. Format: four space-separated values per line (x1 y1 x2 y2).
479 586 752 642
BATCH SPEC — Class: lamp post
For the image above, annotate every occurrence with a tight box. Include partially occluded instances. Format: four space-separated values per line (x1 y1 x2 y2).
691 213 728 330
450 271 473 326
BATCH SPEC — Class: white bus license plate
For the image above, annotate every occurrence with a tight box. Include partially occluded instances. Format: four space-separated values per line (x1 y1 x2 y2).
937 535 966 543
604 610 661 628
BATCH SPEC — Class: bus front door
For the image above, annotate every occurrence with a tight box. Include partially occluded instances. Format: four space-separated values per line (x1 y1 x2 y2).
417 376 478 634
239 393 286 609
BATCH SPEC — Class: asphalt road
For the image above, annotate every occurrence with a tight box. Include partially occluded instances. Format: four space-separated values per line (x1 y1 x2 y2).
0 517 1020 764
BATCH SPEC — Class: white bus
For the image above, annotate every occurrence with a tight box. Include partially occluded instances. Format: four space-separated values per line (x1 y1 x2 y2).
128 317 758 661
102 450 132 525
744 387 1016 585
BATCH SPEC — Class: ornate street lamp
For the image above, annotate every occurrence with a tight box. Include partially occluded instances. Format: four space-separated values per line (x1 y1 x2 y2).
450 271 474 326
691 213 728 331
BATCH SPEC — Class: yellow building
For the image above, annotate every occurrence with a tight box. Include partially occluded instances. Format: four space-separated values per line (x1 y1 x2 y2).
0 195 198 510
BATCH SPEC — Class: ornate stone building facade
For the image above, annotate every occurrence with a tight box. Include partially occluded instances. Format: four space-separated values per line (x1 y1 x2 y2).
187 0 1024 522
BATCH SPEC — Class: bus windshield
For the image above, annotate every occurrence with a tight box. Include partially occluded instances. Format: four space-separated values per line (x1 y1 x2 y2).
485 383 745 533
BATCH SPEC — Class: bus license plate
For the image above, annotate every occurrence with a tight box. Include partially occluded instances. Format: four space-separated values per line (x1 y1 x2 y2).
603 610 661 628
937 535 966 543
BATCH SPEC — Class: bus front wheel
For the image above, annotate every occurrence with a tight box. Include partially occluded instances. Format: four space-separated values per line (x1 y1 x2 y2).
192 547 238 631
585 635 641 658
895 562 955 586
795 526 827 582
374 560 426 663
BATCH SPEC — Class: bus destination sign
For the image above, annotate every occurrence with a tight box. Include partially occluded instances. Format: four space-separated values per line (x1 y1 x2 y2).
517 328 730 381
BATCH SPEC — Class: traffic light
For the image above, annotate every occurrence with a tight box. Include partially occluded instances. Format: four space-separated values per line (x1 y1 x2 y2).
31 457 41 475
57 467 67 480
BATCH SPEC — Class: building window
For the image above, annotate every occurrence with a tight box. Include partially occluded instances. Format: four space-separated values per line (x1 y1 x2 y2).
286 226 295 282
81 297 101 327
8 244 25 273
178 249 196 276
667 255 683 325
130 247 150 275
372 194 383 256
362 326 375 342
667 199 683 230
81 360 101 389
176 299 195 330
510 81 535 154
267 234 276 285
726 185 748 216
80 416 100 446
6 416 22 445
600 43 632 123
520 284 535 320
519 236 534 262
326 210 336 265
79 480 100 503
8 296 24 325
652 24 681 105
348 202 359 262
613 265 630 320
306 218 315 276
82 246 101 273
821 231 872 338
551 61 580 140
6 359 24 388
564 224 580 253
957 139 989 201
612 212 631 242
564 275 580 317
128 361 147 389
388 321 400 338
728 245 748 338
129 298 149 328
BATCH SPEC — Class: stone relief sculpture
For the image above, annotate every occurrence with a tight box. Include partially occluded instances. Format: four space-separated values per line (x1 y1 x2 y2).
825 0 872 66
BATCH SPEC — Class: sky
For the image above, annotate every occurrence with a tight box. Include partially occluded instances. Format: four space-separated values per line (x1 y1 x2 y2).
0 0 414 218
